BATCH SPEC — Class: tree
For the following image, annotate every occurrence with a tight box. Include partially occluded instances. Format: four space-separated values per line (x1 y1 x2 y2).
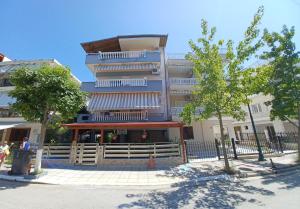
9 65 86 173
261 25 300 156
182 7 264 172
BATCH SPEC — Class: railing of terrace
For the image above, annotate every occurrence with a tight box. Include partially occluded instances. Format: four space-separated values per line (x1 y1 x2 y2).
95 78 147 87
170 78 197 85
92 111 148 121
98 50 146 60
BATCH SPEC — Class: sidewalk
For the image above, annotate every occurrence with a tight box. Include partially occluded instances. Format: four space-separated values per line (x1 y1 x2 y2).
0 153 298 186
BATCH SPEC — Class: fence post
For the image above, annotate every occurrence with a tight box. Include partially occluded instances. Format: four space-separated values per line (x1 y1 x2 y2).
276 134 284 153
215 138 221 160
231 138 238 160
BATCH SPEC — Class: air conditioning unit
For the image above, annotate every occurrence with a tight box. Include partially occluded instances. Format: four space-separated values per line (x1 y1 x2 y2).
151 68 160 74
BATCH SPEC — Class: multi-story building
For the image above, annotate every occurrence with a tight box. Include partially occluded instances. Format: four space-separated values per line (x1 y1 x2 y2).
76 35 180 143
166 54 236 142
0 58 70 144
71 35 238 144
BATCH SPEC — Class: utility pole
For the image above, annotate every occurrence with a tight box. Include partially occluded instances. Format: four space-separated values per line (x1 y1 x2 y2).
247 103 265 161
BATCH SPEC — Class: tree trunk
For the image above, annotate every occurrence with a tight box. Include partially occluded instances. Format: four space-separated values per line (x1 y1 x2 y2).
217 111 231 172
34 123 47 174
298 107 300 161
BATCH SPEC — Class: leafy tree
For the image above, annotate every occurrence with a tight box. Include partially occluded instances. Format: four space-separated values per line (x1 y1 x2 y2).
261 25 300 155
9 65 86 173
182 7 264 172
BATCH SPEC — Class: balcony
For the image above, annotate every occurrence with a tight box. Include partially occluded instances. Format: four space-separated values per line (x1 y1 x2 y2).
93 111 148 122
169 78 197 95
95 78 147 87
81 80 162 93
85 50 161 65
170 78 197 85
171 107 203 117
77 112 166 123
77 111 148 122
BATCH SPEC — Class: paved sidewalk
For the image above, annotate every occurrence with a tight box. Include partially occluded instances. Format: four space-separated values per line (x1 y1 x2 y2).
0 153 298 186
191 152 299 177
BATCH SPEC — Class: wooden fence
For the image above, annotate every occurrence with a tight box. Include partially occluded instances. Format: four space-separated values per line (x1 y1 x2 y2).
43 143 181 165
103 143 180 159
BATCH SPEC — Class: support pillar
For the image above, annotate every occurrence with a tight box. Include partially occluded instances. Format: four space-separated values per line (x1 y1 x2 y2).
100 128 104 144
69 129 79 164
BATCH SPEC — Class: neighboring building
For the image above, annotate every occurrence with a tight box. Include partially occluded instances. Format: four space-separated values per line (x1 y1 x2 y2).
0 59 66 145
232 93 298 140
166 55 236 142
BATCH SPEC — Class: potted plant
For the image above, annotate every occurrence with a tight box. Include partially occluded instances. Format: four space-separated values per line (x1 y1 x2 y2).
142 130 148 140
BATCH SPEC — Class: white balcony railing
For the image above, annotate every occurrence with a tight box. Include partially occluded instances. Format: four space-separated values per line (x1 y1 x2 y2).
93 111 148 121
96 78 147 87
171 107 203 116
170 78 197 85
98 50 146 60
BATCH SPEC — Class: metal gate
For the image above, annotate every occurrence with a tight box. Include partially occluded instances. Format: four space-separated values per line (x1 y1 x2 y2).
185 140 219 162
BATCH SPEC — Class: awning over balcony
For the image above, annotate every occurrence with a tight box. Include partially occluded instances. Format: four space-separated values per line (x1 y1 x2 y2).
87 92 160 111
94 63 159 72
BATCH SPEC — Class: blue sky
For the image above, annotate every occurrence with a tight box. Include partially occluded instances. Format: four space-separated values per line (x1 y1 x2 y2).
1 0 300 81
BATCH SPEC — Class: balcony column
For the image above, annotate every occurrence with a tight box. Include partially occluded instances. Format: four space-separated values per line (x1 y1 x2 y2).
100 128 104 144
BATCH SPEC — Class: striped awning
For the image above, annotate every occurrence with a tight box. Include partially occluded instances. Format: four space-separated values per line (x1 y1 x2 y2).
87 92 160 111
95 63 159 72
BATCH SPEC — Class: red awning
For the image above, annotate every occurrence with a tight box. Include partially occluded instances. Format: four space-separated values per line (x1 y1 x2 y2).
63 121 183 129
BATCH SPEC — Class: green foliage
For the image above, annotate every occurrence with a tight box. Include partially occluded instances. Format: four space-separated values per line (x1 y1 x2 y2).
182 6 264 124
261 25 300 122
9 65 86 125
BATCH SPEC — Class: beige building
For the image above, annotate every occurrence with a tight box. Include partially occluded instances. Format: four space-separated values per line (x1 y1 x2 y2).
166 56 297 142
166 56 236 142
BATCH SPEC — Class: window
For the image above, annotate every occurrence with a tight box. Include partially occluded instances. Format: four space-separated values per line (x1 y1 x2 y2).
251 103 263 114
183 126 194 140
0 78 12 87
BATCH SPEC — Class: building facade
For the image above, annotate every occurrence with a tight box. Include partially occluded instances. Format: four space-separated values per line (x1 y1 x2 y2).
0 59 67 145
75 35 235 145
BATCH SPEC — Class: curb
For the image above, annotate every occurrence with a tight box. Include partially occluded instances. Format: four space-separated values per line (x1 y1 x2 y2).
237 164 300 178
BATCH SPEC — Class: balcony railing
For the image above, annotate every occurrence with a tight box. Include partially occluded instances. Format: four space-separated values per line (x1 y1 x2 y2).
170 89 193 95
95 78 147 87
171 107 203 116
98 50 146 60
92 111 148 121
170 78 197 85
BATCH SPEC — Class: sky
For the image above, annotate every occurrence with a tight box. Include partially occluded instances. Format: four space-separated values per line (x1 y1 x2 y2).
1 0 300 81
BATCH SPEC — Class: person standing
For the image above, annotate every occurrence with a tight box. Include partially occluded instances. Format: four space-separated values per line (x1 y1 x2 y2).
0 141 10 167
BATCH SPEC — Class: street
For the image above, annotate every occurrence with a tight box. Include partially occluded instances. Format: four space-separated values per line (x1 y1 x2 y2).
0 168 299 209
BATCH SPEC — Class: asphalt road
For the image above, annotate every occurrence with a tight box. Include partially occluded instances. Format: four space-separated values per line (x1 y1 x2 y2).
0 169 299 209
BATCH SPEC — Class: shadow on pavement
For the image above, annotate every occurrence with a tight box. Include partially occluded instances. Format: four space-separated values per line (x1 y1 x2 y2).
0 179 30 191
118 166 275 209
260 165 300 190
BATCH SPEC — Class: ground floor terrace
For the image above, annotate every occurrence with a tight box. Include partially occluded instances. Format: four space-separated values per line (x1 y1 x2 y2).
42 121 186 168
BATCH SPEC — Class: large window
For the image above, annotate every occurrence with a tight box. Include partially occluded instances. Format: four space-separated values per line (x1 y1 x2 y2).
0 78 13 87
